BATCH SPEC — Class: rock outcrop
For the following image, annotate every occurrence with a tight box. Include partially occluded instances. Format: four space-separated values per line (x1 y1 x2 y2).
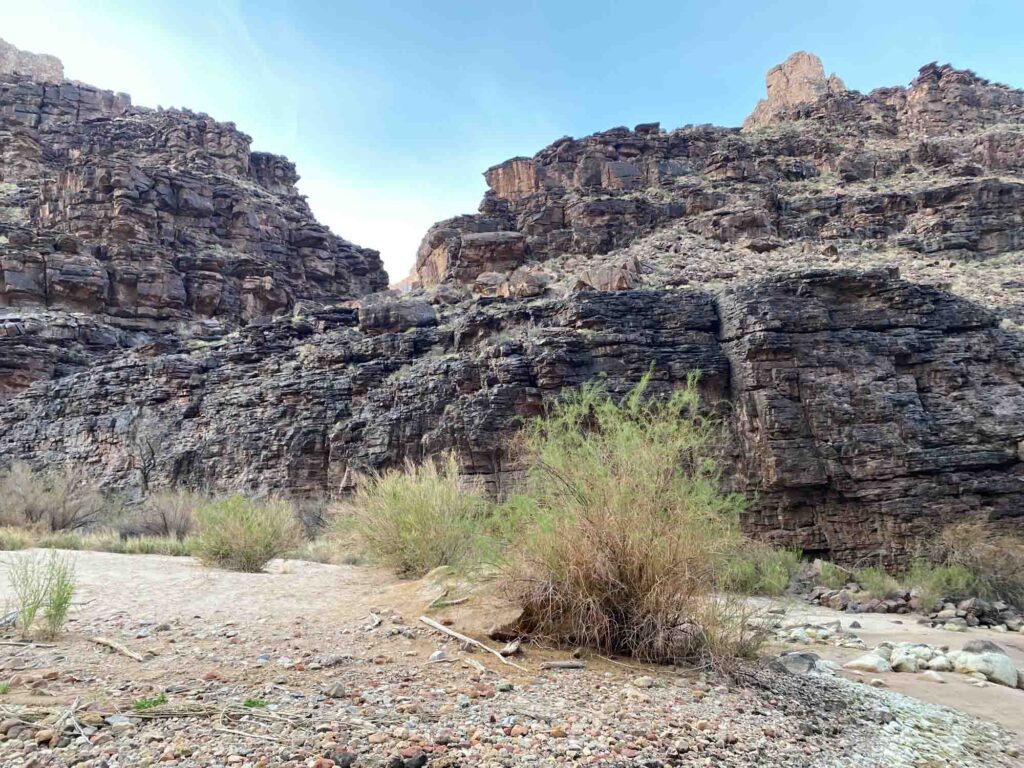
0 38 63 83
1 49 1023 562
743 52 846 131
0 44 387 394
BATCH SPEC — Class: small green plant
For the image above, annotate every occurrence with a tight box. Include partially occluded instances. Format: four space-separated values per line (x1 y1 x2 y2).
0 681 10 695
195 495 302 572
903 560 976 611
41 554 75 639
818 561 849 589
7 553 51 638
243 698 268 708
6 551 77 639
132 693 168 711
340 455 493 577
856 566 903 600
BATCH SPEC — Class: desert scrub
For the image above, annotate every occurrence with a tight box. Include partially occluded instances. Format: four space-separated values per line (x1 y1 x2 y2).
41 553 75 638
0 527 33 551
131 489 205 539
0 462 110 531
902 560 976 611
818 560 850 589
340 455 494 577
929 522 1024 607
6 551 77 639
719 545 802 596
502 373 760 666
855 566 903 600
195 495 302 572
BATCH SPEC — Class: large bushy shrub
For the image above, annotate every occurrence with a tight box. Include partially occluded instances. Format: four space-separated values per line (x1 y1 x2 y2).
195 495 301 572
501 374 762 665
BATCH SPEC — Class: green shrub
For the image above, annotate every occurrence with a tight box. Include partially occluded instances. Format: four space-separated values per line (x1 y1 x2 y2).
856 566 902 600
818 561 849 589
903 560 976 611
132 490 204 539
6 551 77 639
195 495 302 572
929 522 1024 607
502 374 760 666
720 545 802 596
41 553 75 639
0 527 33 551
0 462 110 532
340 455 493 577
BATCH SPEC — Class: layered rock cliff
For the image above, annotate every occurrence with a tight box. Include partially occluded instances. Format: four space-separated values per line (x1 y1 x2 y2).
0 39 387 395
1 47 1022 563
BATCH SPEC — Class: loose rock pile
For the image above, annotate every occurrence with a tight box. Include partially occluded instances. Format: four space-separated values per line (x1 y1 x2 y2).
843 639 1024 690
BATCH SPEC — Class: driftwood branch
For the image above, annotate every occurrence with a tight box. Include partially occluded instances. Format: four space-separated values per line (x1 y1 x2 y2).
90 636 145 662
418 616 527 671
539 660 586 670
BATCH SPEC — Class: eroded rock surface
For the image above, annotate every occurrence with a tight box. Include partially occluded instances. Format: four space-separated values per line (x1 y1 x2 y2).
0 53 386 394
1 50 1023 561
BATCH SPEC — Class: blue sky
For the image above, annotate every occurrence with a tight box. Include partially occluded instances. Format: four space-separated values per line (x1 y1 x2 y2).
3 1 1023 280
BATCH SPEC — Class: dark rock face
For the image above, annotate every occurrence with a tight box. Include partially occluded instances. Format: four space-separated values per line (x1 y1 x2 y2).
1 270 1020 562
1 48 1023 563
0 52 387 395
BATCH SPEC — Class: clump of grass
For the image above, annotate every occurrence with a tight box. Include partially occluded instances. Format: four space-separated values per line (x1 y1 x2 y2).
0 462 111 532
6 551 77 639
502 373 761 666
0 681 10 695
7 552 52 638
719 545 802 596
243 698 268 708
0 527 33 551
195 495 302 573
856 566 903 600
339 455 493 577
818 561 849 590
132 693 168 711
41 554 75 639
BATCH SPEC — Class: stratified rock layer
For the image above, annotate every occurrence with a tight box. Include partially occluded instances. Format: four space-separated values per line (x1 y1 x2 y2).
0 42 387 395
1 269 1021 562
1 50 1023 562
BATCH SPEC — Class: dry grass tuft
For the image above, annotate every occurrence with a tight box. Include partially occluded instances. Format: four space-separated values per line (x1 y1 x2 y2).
195 495 302 572
338 455 493 577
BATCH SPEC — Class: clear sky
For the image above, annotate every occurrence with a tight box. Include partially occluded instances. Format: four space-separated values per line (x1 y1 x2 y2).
3 1 1022 281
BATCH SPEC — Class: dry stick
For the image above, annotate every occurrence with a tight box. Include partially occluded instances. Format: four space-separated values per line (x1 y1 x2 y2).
89 636 145 662
539 660 586 670
418 616 527 672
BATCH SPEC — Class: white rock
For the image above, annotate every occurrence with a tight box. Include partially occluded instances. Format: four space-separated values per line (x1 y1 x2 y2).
843 654 892 673
920 670 946 683
924 655 952 672
948 650 1020 687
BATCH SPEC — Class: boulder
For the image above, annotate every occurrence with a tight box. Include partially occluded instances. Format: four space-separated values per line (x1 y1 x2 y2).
842 654 891 674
